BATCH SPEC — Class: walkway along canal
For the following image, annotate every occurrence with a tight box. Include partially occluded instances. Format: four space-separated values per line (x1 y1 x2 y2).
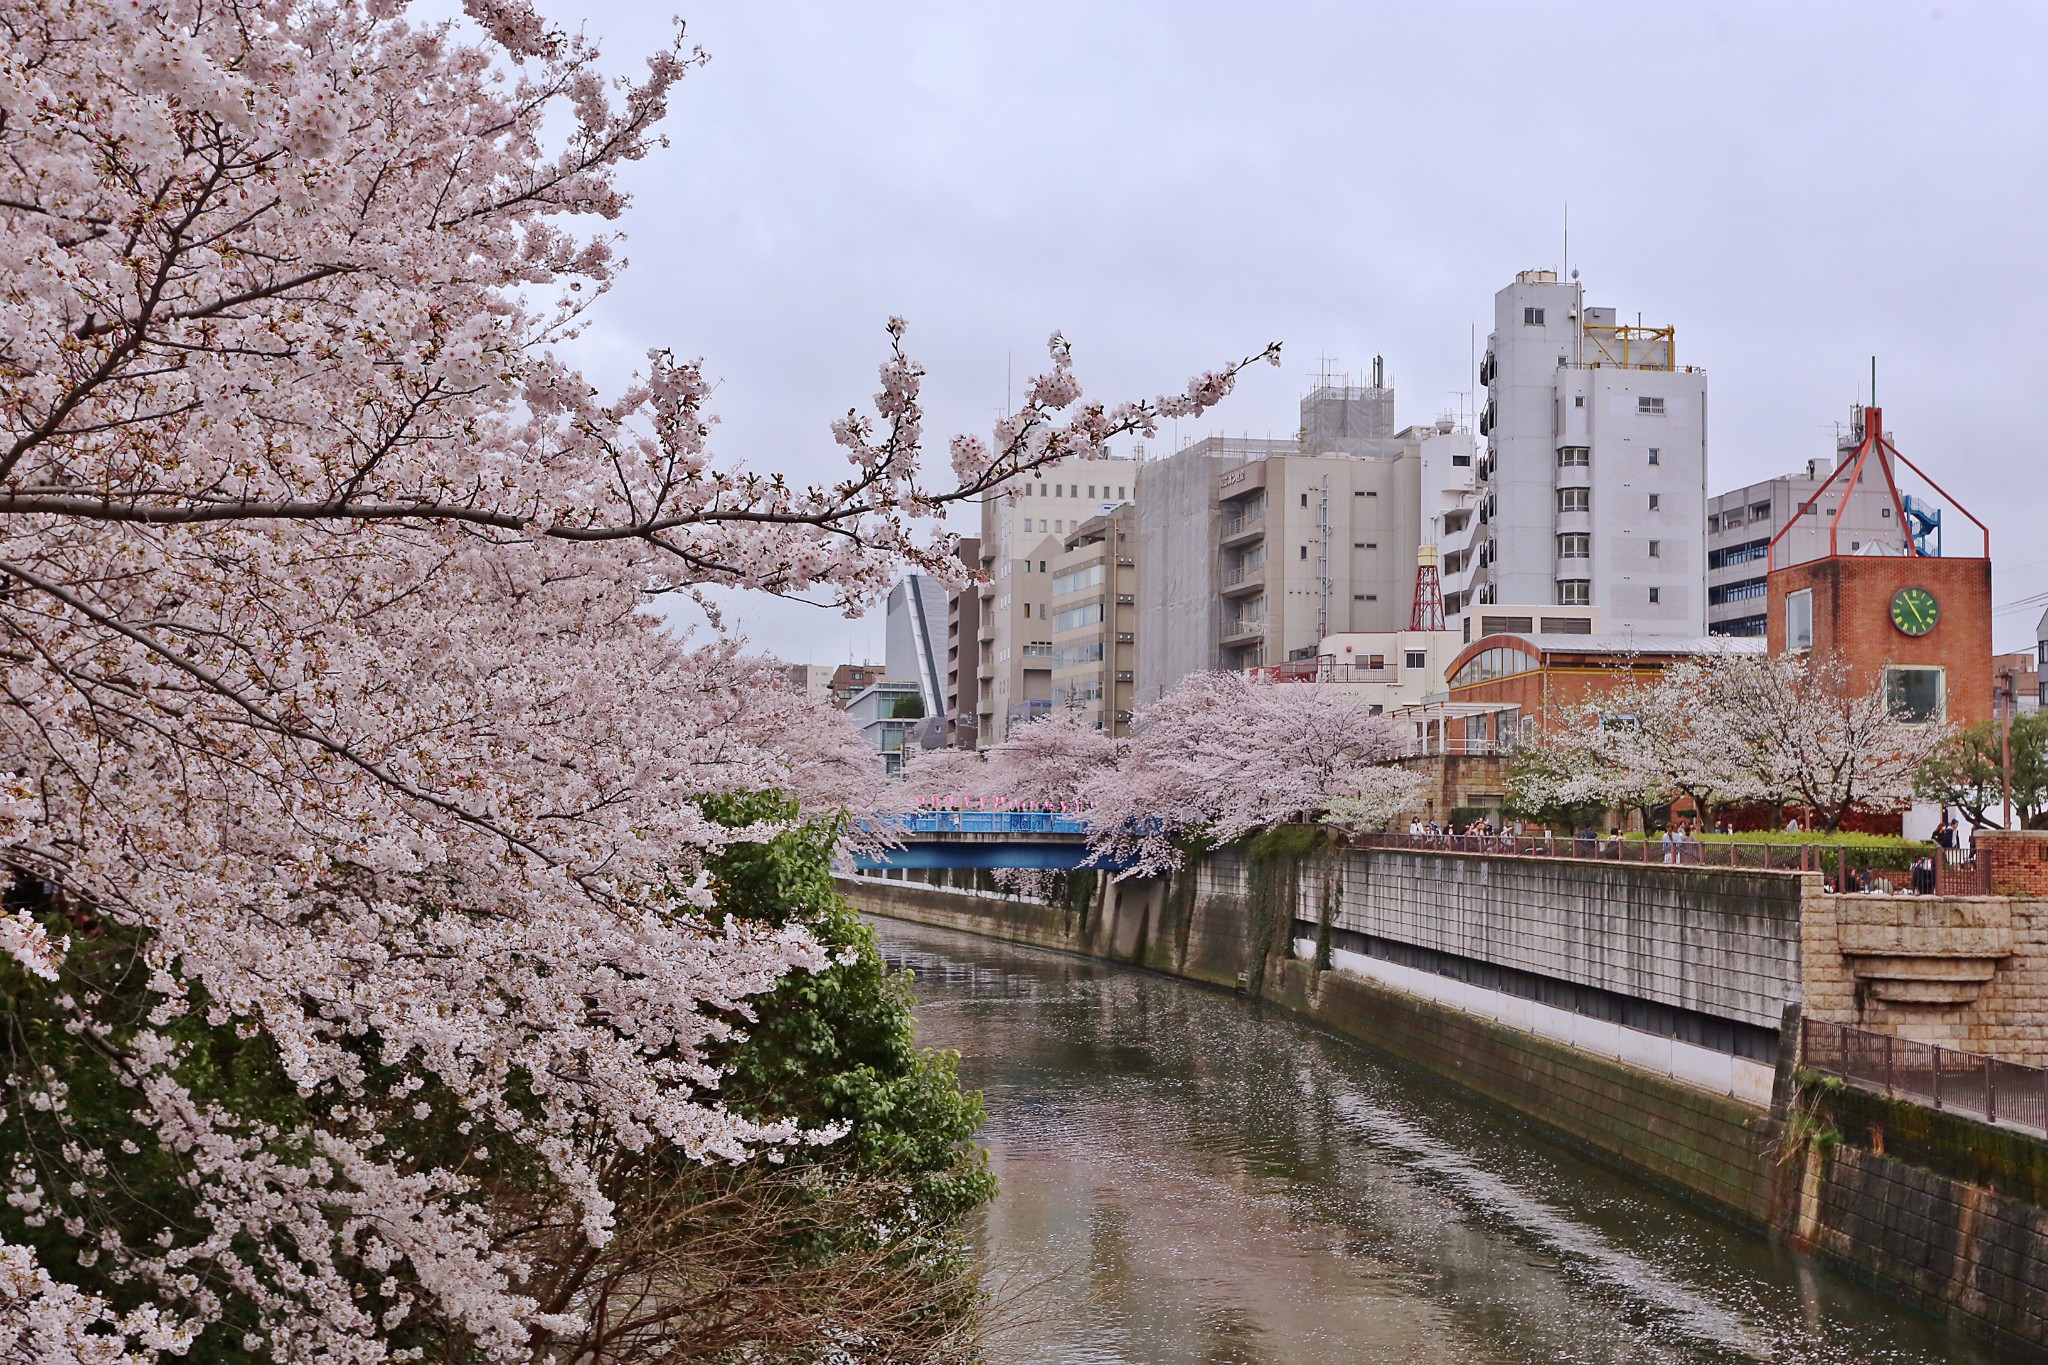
881 917 2000 1364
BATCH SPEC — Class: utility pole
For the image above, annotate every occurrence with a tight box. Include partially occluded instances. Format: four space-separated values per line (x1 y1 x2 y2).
1999 666 2016 830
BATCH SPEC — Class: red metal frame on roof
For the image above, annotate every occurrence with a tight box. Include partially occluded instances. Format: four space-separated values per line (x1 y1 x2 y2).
1766 406 1989 571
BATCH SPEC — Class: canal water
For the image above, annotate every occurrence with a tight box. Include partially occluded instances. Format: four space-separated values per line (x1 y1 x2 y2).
876 918 2004 1365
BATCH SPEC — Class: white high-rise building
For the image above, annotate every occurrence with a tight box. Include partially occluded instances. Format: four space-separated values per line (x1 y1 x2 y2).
1463 270 1708 637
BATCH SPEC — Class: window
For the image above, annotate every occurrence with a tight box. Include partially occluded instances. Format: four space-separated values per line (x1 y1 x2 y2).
1052 641 1105 670
1648 539 1661 558
1648 587 1661 603
1574 395 1585 408
1053 602 1104 633
1405 650 1428 670
1785 588 1814 652
1881 506 1892 518
1351 593 1379 601
1088 485 1096 498
1524 307 1545 325
1885 666 1944 723
1054 484 1062 497
1557 447 1590 467
1040 560 1046 573
1366 654 1386 669
1750 502 1771 522
1707 514 1721 533
1558 533 1590 558
1301 493 1309 508
1558 487 1590 513
1558 580 1591 606
1649 494 1661 511
1638 396 1666 415
1353 541 1378 550
1118 486 1126 499
1648 447 1661 465
1051 563 1104 596
1300 545 1308 560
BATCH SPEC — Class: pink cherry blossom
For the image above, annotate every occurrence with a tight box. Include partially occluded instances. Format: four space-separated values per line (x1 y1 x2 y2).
0 2 1275 1359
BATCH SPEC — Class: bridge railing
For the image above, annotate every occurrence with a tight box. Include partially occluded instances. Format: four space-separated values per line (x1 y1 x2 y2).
880 810 1092 836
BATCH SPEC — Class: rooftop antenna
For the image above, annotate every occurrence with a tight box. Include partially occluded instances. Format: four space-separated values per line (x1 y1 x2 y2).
1562 201 1568 279
1870 355 1877 407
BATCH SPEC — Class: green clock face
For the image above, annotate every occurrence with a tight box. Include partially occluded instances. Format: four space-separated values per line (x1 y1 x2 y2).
1890 586 1939 637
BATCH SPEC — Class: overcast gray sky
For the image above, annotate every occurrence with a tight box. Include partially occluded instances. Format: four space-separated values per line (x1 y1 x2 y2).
554 1 2048 658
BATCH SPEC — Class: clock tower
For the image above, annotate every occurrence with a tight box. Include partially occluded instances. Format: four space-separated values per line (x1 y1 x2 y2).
1762 407 1993 727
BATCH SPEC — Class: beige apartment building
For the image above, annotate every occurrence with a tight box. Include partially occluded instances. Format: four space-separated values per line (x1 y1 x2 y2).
942 537 980 747
1134 377 1477 702
975 452 1141 744
1048 506 1138 734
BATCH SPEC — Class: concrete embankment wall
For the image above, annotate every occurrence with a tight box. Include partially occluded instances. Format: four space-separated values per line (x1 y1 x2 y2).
847 861 2048 1361
1791 1084 2048 1360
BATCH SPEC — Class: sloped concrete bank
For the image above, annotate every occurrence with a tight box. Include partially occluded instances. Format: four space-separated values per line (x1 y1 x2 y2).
842 864 2048 1361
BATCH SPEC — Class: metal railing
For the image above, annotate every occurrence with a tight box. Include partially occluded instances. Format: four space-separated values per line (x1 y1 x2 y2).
1350 832 1975 887
1220 512 1264 540
1803 1017 2047 1134
1247 661 1397 684
887 810 1090 836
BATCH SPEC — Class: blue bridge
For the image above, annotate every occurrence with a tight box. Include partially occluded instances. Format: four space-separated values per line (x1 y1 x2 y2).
853 810 1104 871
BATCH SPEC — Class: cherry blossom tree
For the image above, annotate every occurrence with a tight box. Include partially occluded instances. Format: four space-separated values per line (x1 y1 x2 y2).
978 709 1126 810
1723 652 1951 831
1083 673 1420 877
1511 653 1771 827
0 2 1277 1360
1509 651 1949 833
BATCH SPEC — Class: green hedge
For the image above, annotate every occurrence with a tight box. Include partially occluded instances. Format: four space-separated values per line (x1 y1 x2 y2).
1628 830 1936 873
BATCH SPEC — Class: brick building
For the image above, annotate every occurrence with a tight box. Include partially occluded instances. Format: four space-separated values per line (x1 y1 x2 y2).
1761 407 1993 729
1438 633 1765 748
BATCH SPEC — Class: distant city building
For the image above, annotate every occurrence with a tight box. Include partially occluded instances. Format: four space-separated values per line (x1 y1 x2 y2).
884 573 951 720
1048 505 1138 734
1993 651 2040 717
774 662 835 705
1241 626 1469 715
826 662 883 709
840 679 923 776
1133 373 1474 702
1707 406 1905 636
2036 607 2048 710
976 451 1141 744
943 537 981 748
1466 269 1707 637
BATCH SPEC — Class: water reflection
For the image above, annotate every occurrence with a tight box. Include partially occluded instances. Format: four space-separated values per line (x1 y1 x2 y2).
878 921 2001 1365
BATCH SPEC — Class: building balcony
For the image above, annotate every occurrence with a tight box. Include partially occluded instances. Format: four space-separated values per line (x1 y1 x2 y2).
1220 512 1265 546
1220 615 1266 646
1555 509 1592 534
1554 463 1592 489
1554 554 1592 578
1018 644 1054 669
1221 561 1265 595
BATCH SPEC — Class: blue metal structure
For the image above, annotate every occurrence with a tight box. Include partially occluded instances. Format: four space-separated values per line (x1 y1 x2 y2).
852 809 1109 871
1903 495 1942 557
